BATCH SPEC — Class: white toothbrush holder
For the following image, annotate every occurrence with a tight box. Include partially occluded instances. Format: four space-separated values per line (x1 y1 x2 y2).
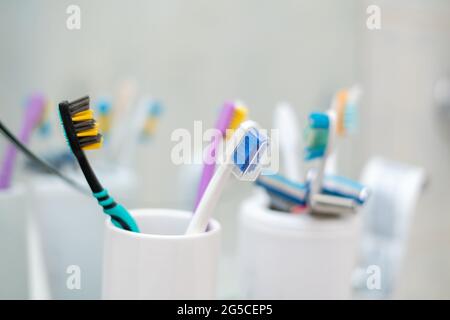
29 166 138 299
0 184 29 299
102 208 221 300
238 192 361 299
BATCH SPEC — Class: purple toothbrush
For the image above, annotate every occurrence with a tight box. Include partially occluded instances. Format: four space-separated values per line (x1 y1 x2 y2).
194 102 235 209
0 94 46 190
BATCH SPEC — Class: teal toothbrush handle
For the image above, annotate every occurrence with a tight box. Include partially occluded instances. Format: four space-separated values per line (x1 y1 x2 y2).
93 189 140 233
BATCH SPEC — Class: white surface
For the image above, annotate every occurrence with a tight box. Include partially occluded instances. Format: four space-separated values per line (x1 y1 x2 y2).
0 185 29 299
102 209 221 299
238 193 360 299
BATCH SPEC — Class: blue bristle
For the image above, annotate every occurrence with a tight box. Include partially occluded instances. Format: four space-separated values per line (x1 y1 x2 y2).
344 103 357 132
97 99 111 114
304 147 325 161
304 112 329 161
149 101 163 116
309 112 330 129
233 130 260 173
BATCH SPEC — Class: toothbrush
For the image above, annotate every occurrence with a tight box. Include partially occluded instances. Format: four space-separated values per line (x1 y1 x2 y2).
0 120 88 194
256 172 368 212
304 111 335 205
256 173 308 206
336 85 361 137
187 120 269 234
141 100 164 139
37 99 52 137
321 174 369 205
194 102 248 209
326 85 362 175
116 97 162 167
310 194 358 216
59 95 139 232
108 79 138 163
96 97 113 139
274 103 301 181
0 94 47 190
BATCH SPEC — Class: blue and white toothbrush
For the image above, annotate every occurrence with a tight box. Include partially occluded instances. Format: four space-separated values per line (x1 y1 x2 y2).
186 120 269 234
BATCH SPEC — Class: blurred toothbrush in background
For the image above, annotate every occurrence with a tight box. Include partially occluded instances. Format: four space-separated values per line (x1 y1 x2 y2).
274 102 301 182
96 97 113 140
0 93 47 189
116 97 164 167
108 79 138 164
321 174 369 205
304 111 335 207
141 100 164 140
256 173 308 212
194 101 248 209
325 85 362 175
37 99 52 138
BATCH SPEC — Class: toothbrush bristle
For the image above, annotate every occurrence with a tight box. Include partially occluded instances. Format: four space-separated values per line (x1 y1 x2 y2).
233 129 265 175
59 96 103 152
336 89 359 136
68 96 90 115
343 103 358 133
304 112 329 161
226 104 248 139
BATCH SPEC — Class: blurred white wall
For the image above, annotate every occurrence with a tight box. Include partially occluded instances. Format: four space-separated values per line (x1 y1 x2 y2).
356 0 450 299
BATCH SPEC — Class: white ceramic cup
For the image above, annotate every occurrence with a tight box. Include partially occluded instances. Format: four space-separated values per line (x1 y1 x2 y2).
0 184 29 299
102 209 221 300
238 192 361 299
29 166 137 299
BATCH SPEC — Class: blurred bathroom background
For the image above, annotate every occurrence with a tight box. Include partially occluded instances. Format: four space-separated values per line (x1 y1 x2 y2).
0 0 449 299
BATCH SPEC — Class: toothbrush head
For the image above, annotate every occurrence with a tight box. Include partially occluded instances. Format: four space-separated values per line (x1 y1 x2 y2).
59 96 103 158
26 93 47 129
142 100 164 137
96 98 112 134
304 112 329 161
336 86 362 136
226 103 248 139
230 120 269 181
35 97 52 137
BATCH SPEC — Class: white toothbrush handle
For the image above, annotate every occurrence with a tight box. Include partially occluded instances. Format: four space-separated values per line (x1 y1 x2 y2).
116 98 150 167
186 162 232 235
325 151 338 175
312 111 336 197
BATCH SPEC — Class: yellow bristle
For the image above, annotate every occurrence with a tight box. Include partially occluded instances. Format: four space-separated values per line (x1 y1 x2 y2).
72 110 94 122
77 127 99 137
144 118 158 135
226 105 248 139
82 141 103 151
335 90 349 136
98 115 111 133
